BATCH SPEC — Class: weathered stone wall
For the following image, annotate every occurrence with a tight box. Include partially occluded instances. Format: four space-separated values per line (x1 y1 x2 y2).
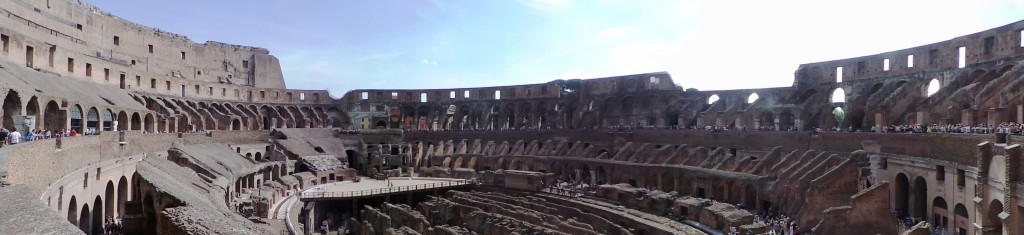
811 182 898 235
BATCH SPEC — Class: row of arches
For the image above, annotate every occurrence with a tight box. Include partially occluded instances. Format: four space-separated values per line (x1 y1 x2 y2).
130 94 351 132
0 89 154 133
892 173 1005 234
64 176 131 235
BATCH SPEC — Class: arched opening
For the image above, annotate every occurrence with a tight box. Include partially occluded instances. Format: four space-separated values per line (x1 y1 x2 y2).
67 196 78 226
2 90 22 131
105 181 115 218
984 200 1004 234
102 109 114 131
69 105 83 133
144 114 154 132
747 93 759 104
707 94 720 105
86 108 99 134
44 101 64 132
143 194 156 234
92 196 103 235
953 203 969 235
117 111 128 131
932 196 948 229
130 112 141 130
894 173 910 217
25 96 38 130
375 120 387 129
117 176 128 216
79 204 90 233
345 150 358 170
231 119 241 130
744 184 757 211
925 78 941 97
912 176 927 219
255 152 263 161
831 88 846 103
595 166 608 185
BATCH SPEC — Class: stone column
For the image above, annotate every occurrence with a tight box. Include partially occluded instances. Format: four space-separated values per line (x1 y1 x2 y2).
988 108 1004 126
874 113 884 133
961 109 974 126
917 111 927 126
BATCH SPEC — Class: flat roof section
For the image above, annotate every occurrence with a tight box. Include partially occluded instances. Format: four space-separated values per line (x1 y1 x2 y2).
299 177 473 201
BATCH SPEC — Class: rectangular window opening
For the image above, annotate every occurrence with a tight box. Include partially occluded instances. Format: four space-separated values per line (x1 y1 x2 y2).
195 85 200 94
391 92 398 100
929 49 938 65
883 59 890 71
166 81 171 90
936 165 945 181
464 90 470 98
148 44 153 53
180 51 186 60
495 90 502 100
180 85 186 97
360 92 368 100
956 169 965 186
835 67 843 83
907 55 914 68
66 57 74 72
85 63 92 76
150 79 156 89
103 68 109 81
1 34 8 53
983 36 994 54
957 46 966 68
47 45 55 67
113 36 119 45
25 46 33 67
420 93 428 102
135 76 140 87
300 93 305 101
242 60 249 68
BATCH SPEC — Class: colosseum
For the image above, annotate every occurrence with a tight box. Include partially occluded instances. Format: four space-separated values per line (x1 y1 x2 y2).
0 1 1020 235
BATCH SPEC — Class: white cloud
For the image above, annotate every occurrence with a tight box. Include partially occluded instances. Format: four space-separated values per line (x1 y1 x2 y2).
421 58 438 65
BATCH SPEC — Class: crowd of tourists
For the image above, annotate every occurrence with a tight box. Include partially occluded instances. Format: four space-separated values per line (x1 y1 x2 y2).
753 213 801 235
0 128 89 147
103 216 123 235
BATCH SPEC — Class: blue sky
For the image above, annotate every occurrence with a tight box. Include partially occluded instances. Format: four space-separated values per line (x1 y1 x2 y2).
89 0 1024 96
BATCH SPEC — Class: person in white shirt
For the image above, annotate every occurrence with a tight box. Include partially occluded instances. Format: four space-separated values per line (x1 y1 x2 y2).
9 130 21 145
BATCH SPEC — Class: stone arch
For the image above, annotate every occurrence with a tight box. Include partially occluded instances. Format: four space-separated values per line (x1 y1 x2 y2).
69 105 83 133
2 90 22 130
117 176 128 216
79 203 90 233
231 119 241 130
86 107 99 133
707 94 720 105
255 152 263 161
953 203 969 234
983 199 1004 233
932 196 948 229
925 78 941 97
25 96 39 130
44 100 65 131
91 196 102 234
747 93 759 104
894 173 910 217
144 113 155 132
67 196 78 226
130 112 142 130
912 176 927 219
103 109 114 131
442 157 453 168
117 111 129 131
105 181 115 218
831 88 846 103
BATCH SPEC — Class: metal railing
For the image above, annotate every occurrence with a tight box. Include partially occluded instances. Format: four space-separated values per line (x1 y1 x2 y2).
299 179 473 199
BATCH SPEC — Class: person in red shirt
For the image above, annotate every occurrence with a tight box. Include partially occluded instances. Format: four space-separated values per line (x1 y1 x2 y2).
70 129 77 137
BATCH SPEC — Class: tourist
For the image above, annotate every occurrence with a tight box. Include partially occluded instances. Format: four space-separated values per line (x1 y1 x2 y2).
70 128 77 137
0 128 8 148
25 129 34 141
9 129 21 145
